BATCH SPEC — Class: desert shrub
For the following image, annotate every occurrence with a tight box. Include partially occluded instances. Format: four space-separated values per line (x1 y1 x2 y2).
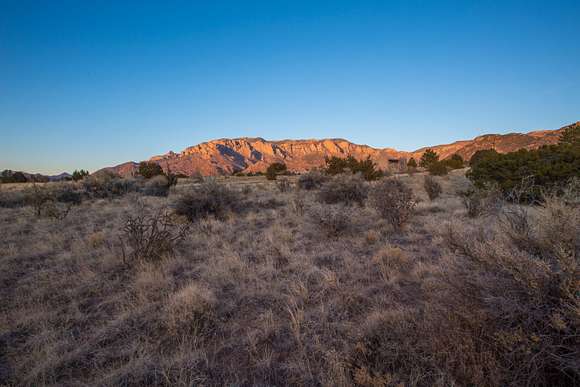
423 175 442 200
142 175 171 197
276 177 291 192
25 185 54 217
467 142 580 202
560 176 580 206
119 207 188 264
459 183 503 218
324 156 383 181
307 203 354 237
368 179 416 230
53 184 83 204
82 172 140 199
290 192 306 215
23 185 74 219
241 184 252 195
266 162 287 180
427 160 448 176
42 201 73 220
419 148 439 168
0 189 28 208
138 161 164 179
440 195 580 386
317 173 368 206
174 179 239 222
297 170 327 190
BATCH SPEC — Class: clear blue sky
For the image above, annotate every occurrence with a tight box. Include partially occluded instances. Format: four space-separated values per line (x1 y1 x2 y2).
1 0 579 174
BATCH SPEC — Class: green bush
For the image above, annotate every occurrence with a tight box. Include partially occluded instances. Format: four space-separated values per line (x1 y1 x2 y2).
467 144 580 202
265 162 287 180
427 161 448 176
442 154 464 169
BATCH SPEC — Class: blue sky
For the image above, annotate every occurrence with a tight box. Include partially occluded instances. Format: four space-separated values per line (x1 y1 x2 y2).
1 0 579 174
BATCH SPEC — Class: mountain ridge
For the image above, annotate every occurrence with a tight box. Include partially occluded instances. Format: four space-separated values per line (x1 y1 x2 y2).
99 122 577 177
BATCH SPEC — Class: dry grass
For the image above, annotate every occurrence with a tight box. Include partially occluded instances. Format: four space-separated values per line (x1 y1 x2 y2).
0 172 578 386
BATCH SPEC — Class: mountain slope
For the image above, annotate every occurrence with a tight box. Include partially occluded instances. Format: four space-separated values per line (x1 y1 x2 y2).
100 122 576 176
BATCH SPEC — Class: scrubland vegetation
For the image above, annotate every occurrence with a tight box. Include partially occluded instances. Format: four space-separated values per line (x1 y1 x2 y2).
0 165 578 387
0 128 578 386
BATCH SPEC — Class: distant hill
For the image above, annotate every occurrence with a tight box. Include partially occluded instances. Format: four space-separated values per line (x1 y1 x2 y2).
94 121 575 176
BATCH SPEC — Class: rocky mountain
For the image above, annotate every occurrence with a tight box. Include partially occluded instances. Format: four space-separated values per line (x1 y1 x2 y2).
100 122 576 177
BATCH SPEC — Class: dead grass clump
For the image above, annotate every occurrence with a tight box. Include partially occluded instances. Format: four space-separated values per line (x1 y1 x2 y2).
174 179 239 222
87 231 106 248
120 207 188 264
165 282 217 337
317 173 368 206
298 170 328 190
372 245 412 282
423 175 442 201
308 203 354 237
369 179 416 230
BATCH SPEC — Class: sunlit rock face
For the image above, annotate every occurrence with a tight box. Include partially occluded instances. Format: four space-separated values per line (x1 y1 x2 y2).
99 123 573 176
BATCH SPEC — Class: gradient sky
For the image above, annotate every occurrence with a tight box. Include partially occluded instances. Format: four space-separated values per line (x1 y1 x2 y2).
1 1 579 174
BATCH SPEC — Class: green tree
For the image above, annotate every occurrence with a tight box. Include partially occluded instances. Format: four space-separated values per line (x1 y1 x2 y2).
419 149 439 168
428 161 448 176
324 156 382 181
138 162 164 179
469 149 499 167
443 154 464 169
467 145 580 202
407 157 417 169
72 169 89 181
266 162 287 180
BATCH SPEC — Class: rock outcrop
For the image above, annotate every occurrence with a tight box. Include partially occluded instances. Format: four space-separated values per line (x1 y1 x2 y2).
99 122 575 176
